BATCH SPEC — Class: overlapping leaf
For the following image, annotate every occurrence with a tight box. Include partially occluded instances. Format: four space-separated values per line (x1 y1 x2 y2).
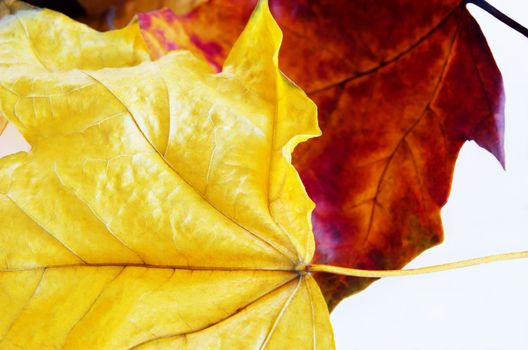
136 0 505 308
0 1 334 348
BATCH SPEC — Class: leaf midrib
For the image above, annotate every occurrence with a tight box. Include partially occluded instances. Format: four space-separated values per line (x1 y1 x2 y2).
1 263 300 273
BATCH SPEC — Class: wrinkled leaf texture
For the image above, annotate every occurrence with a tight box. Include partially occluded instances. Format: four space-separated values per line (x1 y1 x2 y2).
135 0 505 309
0 1 335 348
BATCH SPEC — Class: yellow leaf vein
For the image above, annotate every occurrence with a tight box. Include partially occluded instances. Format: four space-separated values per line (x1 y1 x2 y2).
3 193 87 264
127 275 300 350
80 70 297 265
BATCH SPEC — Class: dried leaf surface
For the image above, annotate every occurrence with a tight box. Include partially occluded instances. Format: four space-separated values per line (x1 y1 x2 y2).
138 0 505 308
0 1 334 348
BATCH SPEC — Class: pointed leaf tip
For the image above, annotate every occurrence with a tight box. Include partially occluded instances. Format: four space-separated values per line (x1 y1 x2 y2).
223 0 281 72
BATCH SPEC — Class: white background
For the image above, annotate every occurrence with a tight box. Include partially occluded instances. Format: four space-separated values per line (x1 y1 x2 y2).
0 1 526 349
331 1 528 349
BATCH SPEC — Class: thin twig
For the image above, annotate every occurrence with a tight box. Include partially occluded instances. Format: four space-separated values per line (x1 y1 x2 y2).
467 0 528 38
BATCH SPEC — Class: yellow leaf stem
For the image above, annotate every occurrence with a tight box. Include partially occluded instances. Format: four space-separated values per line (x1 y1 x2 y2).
308 251 528 278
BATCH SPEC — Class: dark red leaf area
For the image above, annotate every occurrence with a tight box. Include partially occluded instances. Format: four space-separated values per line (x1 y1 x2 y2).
139 0 505 309
293 4 504 308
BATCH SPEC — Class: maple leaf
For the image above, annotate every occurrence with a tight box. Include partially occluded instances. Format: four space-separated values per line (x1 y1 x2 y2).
136 0 505 309
0 1 335 348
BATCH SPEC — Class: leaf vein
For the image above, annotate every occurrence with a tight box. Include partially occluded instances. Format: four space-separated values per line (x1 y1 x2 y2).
52 166 147 264
362 21 459 244
60 267 126 349
0 268 45 343
2 193 87 264
307 3 463 95
80 70 296 265
127 276 299 350
259 277 302 350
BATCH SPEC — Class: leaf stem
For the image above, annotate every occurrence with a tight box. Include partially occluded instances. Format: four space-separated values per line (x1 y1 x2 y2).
466 0 528 38
307 251 528 278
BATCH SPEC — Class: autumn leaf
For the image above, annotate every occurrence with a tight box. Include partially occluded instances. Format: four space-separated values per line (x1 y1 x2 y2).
137 0 505 308
0 1 335 348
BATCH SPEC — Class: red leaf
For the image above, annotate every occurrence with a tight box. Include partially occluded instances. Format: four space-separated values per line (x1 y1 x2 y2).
138 0 504 309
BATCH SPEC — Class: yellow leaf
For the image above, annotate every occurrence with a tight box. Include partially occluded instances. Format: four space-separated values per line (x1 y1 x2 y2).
0 1 332 349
